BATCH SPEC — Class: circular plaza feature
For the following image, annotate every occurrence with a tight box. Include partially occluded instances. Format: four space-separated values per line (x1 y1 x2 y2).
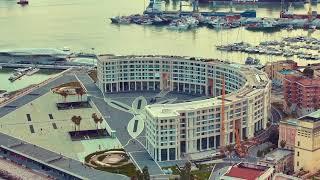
85 149 137 177
86 150 130 168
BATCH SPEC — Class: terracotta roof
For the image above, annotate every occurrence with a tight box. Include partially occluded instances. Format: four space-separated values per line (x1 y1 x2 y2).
225 166 265 180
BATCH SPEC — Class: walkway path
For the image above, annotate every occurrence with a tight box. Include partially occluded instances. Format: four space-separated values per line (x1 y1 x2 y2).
76 73 164 176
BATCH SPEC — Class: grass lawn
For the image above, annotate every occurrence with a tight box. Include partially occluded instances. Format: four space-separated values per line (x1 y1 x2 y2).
163 163 214 180
92 163 137 177
191 163 215 180
162 166 180 175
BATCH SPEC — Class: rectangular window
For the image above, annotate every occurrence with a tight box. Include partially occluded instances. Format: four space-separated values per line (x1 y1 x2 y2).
26 114 32 121
29 125 35 133
52 123 57 129
161 149 168 161
197 139 200 151
169 148 176 160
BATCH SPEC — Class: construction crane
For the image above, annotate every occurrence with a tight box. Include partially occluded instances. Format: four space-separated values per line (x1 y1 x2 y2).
234 119 246 158
220 75 226 153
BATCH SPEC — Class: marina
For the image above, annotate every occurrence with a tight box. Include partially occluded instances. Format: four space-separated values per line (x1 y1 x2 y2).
216 35 320 60
8 67 40 82
110 0 320 31
0 0 319 65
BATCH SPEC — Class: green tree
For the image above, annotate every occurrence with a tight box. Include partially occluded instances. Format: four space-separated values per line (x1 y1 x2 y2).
92 113 99 129
98 117 103 129
75 88 85 101
180 162 192 180
280 140 286 149
60 91 68 102
136 169 143 180
74 116 82 131
142 166 150 180
266 122 271 128
71 115 78 131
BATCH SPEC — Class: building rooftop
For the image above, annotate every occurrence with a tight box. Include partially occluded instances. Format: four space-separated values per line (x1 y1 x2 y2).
280 119 298 126
274 173 302 180
145 62 270 118
260 149 293 164
278 69 296 75
299 109 320 122
223 163 270 180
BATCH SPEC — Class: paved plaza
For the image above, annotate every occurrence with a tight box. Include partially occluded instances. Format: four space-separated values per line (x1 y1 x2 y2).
0 73 128 180
0 71 210 178
0 91 121 161
76 73 209 176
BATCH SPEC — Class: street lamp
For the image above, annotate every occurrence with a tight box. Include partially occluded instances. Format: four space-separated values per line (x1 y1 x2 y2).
91 48 95 67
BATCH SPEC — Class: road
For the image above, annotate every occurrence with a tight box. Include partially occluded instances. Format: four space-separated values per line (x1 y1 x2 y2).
271 105 283 125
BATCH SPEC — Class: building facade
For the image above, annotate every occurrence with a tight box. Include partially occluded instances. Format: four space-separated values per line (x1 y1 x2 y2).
97 55 271 161
279 119 297 150
283 75 320 117
294 110 320 173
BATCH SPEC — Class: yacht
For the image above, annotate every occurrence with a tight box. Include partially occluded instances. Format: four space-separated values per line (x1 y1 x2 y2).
26 67 40 76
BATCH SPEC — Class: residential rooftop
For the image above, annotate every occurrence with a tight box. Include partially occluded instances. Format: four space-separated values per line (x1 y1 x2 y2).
280 119 298 126
259 149 293 164
299 109 320 123
222 163 270 180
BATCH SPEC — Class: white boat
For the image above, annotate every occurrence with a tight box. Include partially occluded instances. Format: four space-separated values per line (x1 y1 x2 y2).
62 47 71 51
26 67 40 76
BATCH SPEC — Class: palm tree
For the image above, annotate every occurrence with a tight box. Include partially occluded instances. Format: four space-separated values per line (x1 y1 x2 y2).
180 162 192 180
75 88 85 101
142 166 150 180
60 91 68 102
71 115 78 131
280 140 286 149
135 169 143 180
98 117 103 129
75 116 82 131
92 113 99 129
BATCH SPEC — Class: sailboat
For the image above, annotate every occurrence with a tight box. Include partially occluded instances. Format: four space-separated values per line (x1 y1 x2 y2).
17 0 28 5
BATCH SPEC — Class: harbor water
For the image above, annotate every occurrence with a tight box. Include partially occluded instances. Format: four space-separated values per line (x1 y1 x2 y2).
0 68 61 92
0 0 320 66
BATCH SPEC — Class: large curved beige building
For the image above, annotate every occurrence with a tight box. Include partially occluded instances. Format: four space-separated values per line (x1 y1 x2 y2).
97 55 271 161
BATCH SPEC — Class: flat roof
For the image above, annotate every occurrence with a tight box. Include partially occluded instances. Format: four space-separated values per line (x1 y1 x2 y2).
261 149 293 164
280 119 297 126
145 66 269 117
278 69 296 75
299 109 320 122
224 163 268 180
